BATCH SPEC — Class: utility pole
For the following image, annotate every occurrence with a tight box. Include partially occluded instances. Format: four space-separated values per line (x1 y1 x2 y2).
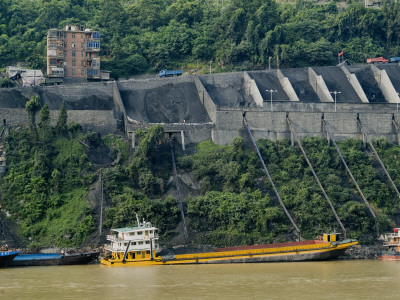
99 170 103 235
397 93 400 114
330 91 341 112
266 89 278 112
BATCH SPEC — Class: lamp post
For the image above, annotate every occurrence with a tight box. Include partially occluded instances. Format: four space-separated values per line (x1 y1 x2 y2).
397 93 400 114
266 89 278 111
330 91 341 112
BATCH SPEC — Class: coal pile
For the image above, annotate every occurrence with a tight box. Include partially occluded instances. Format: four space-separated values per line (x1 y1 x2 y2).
349 66 385 102
248 71 290 101
0 89 29 108
121 82 211 123
200 75 256 107
280 68 320 102
38 90 114 110
313 66 362 102
379 65 400 93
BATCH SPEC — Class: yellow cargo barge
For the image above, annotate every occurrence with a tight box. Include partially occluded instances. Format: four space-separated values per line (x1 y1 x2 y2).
100 220 357 266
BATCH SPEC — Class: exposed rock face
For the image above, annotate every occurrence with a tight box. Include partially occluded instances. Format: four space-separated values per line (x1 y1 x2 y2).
340 243 385 260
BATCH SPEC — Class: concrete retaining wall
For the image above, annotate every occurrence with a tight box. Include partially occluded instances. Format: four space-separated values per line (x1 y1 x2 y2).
371 65 400 104
0 108 28 125
277 69 299 102
308 68 333 102
211 106 398 145
341 66 369 103
244 72 263 107
194 77 217 122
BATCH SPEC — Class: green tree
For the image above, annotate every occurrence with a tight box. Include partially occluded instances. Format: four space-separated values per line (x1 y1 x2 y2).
25 95 41 143
56 100 68 134
38 103 50 129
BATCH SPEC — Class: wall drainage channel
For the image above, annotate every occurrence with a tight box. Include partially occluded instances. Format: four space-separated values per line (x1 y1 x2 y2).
287 117 346 238
170 142 189 242
243 117 301 240
357 118 400 200
323 119 379 237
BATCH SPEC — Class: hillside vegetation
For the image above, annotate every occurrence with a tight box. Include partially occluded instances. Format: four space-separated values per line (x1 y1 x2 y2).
1 0 400 78
1 99 400 248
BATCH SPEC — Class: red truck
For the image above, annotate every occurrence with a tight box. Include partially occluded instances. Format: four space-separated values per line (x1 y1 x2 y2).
366 57 389 64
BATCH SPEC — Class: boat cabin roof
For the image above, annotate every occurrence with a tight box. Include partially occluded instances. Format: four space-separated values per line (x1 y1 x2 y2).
111 225 158 233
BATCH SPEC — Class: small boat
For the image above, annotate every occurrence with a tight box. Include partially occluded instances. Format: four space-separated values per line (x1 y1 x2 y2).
100 218 358 266
0 250 20 267
378 228 400 261
10 251 100 267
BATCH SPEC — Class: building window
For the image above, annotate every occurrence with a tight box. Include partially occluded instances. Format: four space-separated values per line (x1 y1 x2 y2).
72 60 76 66
81 43 84 49
72 43 76 48
81 51 84 57
72 33 75 38
72 51 76 57
81 60 84 67
81 69 84 76
72 69 76 75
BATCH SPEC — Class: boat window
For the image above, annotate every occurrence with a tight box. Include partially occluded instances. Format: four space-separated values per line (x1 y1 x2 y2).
137 251 141 255
142 252 145 258
133 242 136 245
146 251 150 254
145 241 150 244
139 241 143 245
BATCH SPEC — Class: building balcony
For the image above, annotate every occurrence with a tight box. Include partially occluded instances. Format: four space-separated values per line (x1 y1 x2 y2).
85 47 100 53
86 67 101 79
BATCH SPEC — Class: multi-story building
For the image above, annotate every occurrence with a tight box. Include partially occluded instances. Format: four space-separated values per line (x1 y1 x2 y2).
46 25 101 80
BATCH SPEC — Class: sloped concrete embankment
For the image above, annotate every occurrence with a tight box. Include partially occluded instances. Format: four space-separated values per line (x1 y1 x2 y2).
119 77 211 124
199 72 257 108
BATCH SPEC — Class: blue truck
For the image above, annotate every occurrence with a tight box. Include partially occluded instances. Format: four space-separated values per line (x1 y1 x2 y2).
390 57 400 63
158 69 183 77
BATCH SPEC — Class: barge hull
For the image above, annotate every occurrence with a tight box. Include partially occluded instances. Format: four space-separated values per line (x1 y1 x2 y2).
378 253 400 261
11 252 99 267
0 251 19 267
101 241 357 266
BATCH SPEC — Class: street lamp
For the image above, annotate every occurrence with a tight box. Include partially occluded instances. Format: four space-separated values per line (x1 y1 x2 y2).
330 91 341 112
397 93 400 114
266 89 278 111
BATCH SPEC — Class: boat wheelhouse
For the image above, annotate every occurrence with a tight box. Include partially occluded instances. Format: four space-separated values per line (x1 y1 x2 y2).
378 228 400 260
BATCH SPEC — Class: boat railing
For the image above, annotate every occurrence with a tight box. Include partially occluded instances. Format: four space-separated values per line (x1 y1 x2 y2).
106 234 159 243
383 233 400 240
105 243 161 252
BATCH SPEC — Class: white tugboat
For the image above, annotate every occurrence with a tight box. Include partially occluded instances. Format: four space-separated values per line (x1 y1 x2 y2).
378 228 400 261
101 215 160 266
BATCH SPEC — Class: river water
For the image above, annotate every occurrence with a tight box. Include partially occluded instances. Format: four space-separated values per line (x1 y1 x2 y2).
0 260 398 299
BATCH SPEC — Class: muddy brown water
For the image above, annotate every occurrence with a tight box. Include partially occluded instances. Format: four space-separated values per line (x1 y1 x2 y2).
0 260 399 299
